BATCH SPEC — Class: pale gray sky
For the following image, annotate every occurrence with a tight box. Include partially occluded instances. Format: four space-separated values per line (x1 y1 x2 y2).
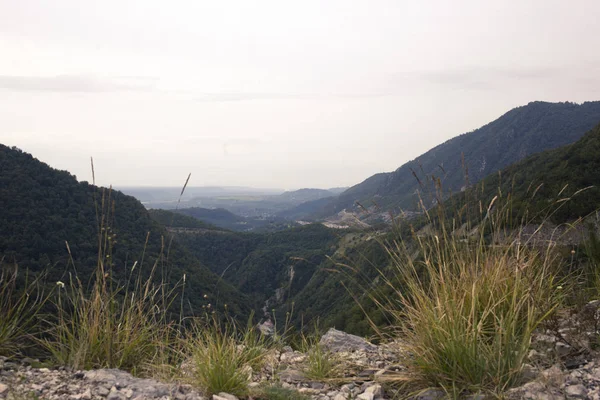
1 0 599 189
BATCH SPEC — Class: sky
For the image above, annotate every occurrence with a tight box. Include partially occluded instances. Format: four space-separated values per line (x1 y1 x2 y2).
1 0 600 190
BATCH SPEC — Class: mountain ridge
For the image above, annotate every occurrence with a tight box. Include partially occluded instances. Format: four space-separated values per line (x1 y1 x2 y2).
312 101 600 219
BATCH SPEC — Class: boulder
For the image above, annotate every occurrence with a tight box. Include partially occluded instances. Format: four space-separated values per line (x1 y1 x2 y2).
319 328 377 353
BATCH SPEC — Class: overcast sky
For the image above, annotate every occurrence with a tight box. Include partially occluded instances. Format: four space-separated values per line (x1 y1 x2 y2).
1 0 600 189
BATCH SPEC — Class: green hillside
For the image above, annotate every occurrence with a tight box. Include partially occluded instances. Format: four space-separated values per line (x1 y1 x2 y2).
315 101 600 218
169 224 340 310
464 121 600 224
148 209 223 231
287 121 600 336
0 144 250 317
175 207 294 232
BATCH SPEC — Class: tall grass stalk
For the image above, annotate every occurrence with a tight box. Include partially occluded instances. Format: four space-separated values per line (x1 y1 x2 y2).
43 187 179 374
0 265 47 357
378 197 561 395
298 332 340 381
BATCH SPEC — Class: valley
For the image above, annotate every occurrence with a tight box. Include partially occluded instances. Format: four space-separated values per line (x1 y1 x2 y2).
3 101 600 399
4 2 600 398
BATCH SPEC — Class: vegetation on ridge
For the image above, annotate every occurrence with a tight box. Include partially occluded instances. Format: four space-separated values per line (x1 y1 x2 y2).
0 144 250 318
378 197 563 395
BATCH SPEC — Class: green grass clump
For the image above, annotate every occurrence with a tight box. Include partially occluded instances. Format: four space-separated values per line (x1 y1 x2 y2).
44 265 175 373
42 188 178 374
186 315 270 397
379 199 562 395
252 384 310 400
299 334 340 381
0 266 46 357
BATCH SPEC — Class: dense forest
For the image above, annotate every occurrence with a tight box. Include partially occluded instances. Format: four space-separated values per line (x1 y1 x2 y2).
462 121 600 224
175 207 296 232
0 144 251 317
172 224 341 311
148 209 222 231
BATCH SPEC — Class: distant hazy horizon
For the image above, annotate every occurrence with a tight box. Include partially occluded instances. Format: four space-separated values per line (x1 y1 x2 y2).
2 1 600 189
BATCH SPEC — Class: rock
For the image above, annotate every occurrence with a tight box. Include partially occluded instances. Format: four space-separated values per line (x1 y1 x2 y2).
319 328 378 353
521 364 540 382
358 368 378 377
464 394 485 400
214 393 239 400
81 388 92 400
279 368 305 383
581 299 600 320
107 391 127 400
333 394 347 400
258 320 274 336
97 386 110 396
363 383 384 398
0 383 8 395
280 351 307 364
0 363 204 400
298 387 320 395
412 388 446 400
565 384 588 398
357 393 374 400
340 383 355 393
556 341 571 357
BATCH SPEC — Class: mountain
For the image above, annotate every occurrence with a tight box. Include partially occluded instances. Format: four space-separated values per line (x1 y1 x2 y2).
314 101 600 218
119 186 284 206
276 188 339 204
276 197 335 220
0 144 250 317
279 120 600 336
174 207 294 232
148 209 223 231
125 187 345 222
326 187 349 195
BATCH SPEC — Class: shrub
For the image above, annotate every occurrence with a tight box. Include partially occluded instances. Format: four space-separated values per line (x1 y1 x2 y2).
252 384 310 400
299 333 340 381
186 315 269 397
42 188 178 374
43 255 177 373
379 198 562 395
0 266 46 357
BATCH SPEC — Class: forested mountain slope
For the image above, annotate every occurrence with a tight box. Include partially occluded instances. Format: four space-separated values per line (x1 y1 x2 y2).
171 224 341 310
287 121 600 335
148 209 223 231
315 101 600 218
0 144 250 316
175 207 294 232
463 121 600 224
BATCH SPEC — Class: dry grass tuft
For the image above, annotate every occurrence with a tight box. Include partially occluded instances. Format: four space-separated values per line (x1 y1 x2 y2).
374 196 563 396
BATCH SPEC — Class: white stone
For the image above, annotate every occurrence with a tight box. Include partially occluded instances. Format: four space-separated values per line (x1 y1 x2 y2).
0 383 9 395
357 393 374 400
565 384 588 398
363 383 383 398
214 393 238 400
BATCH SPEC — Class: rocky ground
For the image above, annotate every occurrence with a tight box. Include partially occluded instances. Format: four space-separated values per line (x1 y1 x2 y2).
0 364 204 400
3 308 600 400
